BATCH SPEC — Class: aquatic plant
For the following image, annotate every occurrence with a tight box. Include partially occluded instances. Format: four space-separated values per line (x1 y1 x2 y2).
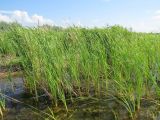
1 25 160 119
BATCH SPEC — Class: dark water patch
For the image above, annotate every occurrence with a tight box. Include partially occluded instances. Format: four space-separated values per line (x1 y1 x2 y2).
0 76 52 120
48 97 160 120
0 77 24 96
0 76 160 120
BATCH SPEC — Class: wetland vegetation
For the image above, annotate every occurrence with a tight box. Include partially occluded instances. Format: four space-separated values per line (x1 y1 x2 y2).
1 22 160 119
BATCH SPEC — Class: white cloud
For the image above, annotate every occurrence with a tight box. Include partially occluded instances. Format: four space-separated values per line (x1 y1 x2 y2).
152 10 160 21
118 10 160 33
128 21 160 33
32 14 54 26
153 15 160 20
155 10 160 14
0 10 54 26
120 19 160 33
0 14 12 23
1 9 160 32
61 18 83 28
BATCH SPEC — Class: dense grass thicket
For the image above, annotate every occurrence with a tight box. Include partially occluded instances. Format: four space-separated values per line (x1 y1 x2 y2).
1 25 160 118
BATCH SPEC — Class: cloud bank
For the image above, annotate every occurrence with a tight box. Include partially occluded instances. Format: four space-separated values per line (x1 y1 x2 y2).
0 10 54 26
0 9 160 32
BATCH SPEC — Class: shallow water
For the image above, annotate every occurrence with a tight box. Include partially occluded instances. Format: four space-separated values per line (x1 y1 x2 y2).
0 77 122 120
0 76 160 120
0 77 24 96
0 76 52 120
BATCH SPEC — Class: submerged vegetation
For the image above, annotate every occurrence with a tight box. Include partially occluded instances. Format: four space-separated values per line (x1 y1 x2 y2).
1 23 160 119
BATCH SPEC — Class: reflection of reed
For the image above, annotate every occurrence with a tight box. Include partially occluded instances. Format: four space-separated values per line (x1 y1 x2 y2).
0 72 23 79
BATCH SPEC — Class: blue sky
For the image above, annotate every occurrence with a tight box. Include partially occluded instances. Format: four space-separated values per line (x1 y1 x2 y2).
0 0 160 32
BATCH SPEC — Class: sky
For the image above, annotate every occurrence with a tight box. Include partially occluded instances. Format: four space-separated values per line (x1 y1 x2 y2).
0 0 160 32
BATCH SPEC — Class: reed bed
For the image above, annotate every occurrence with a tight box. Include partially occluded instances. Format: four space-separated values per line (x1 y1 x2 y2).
1 25 160 119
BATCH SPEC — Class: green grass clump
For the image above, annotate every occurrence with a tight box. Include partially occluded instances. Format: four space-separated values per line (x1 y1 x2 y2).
1 25 160 119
